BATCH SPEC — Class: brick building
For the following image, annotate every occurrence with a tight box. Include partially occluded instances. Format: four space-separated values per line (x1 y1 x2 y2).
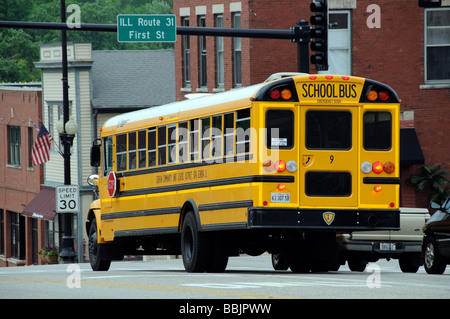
174 0 449 207
0 85 46 267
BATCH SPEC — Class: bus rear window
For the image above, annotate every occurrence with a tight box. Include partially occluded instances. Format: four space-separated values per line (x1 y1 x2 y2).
266 109 294 149
306 111 351 150
363 111 391 150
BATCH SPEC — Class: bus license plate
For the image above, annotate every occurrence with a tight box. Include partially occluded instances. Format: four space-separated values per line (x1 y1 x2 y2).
379 242 396 251
271 193 290 203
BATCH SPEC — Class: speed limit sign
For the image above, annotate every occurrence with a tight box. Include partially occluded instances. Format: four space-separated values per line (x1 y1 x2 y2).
56 185 79 213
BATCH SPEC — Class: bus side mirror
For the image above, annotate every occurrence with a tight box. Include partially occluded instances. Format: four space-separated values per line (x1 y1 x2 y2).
90 139 101 167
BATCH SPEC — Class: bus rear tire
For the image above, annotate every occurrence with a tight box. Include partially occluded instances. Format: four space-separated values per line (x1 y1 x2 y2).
181 212 209 272
88 218 111 271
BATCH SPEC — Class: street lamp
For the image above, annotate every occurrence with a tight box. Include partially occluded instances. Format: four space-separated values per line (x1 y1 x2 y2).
57 116 78 263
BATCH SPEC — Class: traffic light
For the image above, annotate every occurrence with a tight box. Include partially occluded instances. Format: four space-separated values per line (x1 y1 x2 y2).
310 0 328 71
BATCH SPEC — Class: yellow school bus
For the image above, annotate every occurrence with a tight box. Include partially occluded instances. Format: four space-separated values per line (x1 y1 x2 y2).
87 73 400 272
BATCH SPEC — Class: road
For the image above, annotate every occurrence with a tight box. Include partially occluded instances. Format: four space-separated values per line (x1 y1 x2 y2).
0 254 449 302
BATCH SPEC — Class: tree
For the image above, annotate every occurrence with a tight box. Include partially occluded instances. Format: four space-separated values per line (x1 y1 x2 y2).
0 0 173 82
408 164 450 206
0 29 40 82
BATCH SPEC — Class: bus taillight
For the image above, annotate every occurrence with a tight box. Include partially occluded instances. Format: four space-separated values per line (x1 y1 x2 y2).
275 160 286 172
384 161 395 173
269 89 281 100
379 91 389 101
372 161 384 174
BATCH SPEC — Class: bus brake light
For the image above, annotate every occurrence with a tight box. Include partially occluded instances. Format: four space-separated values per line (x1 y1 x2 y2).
269 89 281 100
379 91 389 101
374 185 382 192
278 184 286 191
372 162 384 174
275 160 286 172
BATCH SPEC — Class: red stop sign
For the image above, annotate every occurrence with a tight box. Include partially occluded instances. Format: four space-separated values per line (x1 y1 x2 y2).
107 172 117 197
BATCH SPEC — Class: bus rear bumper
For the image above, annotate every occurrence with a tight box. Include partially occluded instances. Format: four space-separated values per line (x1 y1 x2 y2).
248 208 400 231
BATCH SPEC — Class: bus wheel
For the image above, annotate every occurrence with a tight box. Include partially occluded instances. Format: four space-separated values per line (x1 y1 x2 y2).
272 253 289 271
88 218 111 271
181 212 209 272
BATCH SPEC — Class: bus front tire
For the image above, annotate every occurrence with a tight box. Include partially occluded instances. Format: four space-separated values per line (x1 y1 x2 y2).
88 218 111 271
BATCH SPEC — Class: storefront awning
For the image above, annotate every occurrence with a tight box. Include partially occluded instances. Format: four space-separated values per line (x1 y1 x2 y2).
400 128 425 166
22 188 56 221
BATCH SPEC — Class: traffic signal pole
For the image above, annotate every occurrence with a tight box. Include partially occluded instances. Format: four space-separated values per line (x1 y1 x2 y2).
0 19 313 73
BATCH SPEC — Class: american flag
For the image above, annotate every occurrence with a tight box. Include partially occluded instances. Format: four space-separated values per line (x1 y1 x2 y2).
32 123 54 166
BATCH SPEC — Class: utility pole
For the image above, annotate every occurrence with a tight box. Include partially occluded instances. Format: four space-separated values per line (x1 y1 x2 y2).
58 0 77 264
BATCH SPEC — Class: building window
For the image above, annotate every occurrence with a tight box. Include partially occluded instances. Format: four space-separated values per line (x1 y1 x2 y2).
425 8 450 83
8 125 21 166
215 14 224 88
198 15 207 88
232 13 242 87
10 211 25 260
182 17 191 88
28 127 34 168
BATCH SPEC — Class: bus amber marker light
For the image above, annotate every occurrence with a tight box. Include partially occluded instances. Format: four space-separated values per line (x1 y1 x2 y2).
367 90 378 101
281 89 292 100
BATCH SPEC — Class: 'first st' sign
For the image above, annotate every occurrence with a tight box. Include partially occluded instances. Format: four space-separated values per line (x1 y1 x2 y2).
56 185 79 213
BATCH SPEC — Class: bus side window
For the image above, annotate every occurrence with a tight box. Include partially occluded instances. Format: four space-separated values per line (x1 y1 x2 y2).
158 126 167 165
212 115 222 158
266 109 294 149
168 124 177 164
148 128 156 167
224 112 234 156
103 136 113 176
129 131 137 170
236 108 250 154
116 134 127 171
363 111 392 150
201 117 211 159
190 119 199 161
178 122 188 163
138 130 146 168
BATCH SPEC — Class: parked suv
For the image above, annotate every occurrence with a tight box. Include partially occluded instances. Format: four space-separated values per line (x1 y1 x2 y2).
423 196 450 274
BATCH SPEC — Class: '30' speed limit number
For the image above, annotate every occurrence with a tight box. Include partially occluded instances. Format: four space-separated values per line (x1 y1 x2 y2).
56 185 79 213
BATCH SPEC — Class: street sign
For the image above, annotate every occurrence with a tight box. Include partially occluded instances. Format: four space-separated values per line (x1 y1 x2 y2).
56 185 79 213
107 172 117 198
117 14 176 43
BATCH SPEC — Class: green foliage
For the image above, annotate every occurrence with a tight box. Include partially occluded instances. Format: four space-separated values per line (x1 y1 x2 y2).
408 164 450 205
0 0 173 82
